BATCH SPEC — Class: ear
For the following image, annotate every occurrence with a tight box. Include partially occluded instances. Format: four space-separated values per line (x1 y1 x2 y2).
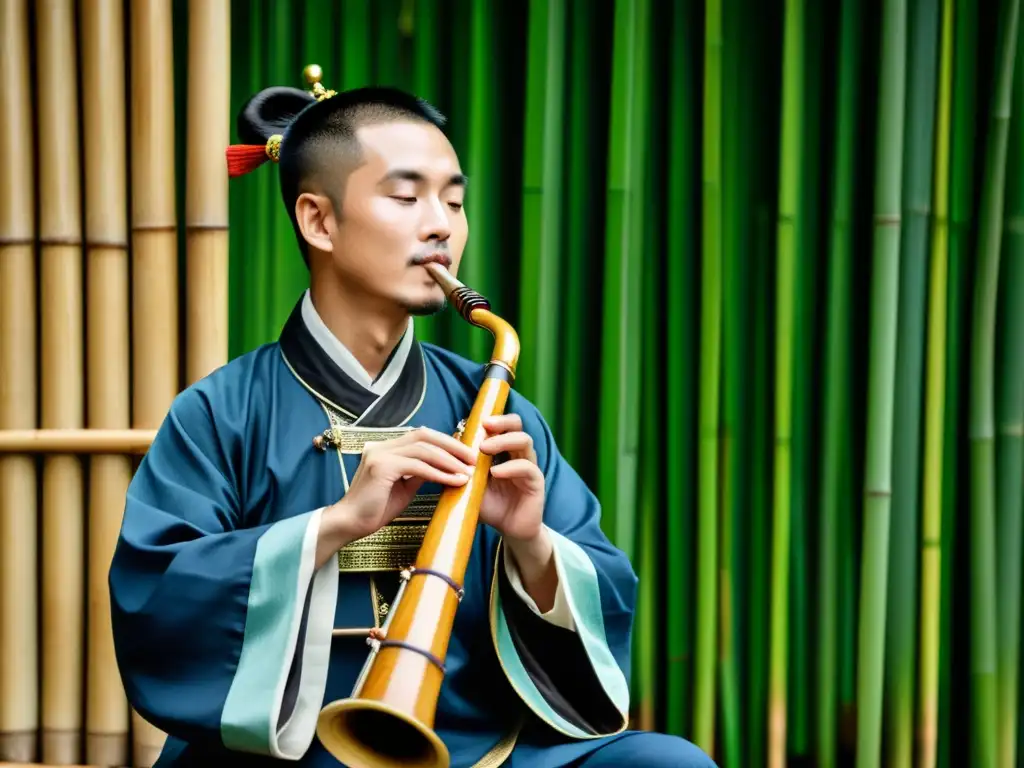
294 192 335 253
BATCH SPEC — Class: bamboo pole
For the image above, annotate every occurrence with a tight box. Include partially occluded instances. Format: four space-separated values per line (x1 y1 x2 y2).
856 0 909 765
917 0 954 764
82 2 132 762
0 0 39 761
695 0 722 753
186 0 231 385
37 1 86 762
769 1 803 765
131 0 179 763
967 0 1019 762
0 431 156 454
818 2 862 765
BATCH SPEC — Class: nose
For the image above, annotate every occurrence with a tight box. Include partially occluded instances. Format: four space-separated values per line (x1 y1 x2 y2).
419 197 451 243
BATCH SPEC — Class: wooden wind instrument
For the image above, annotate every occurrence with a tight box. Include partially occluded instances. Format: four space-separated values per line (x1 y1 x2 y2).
0 0 39 760
37 1 87 761
316 263 520 768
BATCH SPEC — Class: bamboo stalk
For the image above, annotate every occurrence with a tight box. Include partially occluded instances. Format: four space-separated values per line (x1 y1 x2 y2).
0 431 156 454
558 0 602 472
769 1 802 765
855 0 909 765
967 0 1019 763
917 1 954 765
665 0 700 739
694 0 722 754
186 0 231 385
939 1 978 764
0 0 39 760
411 0 444 348
82 1 132 762
886 0 941 764
817 2 861 765
994 11 1024 764
598 0 647 558
517 0 566 417
131 0 179 762
37 1 86 761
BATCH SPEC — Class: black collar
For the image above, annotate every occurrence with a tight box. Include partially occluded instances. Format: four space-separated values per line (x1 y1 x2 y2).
278 298 426 427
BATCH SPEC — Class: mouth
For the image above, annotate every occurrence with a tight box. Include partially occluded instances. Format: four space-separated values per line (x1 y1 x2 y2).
411 251 452 269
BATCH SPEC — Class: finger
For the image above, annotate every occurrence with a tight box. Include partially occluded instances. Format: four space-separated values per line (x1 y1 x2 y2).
482 414 523 434
489 458 544 485
399 426 478 464
395 442 475 476
479 431 534 458
391 457 471 486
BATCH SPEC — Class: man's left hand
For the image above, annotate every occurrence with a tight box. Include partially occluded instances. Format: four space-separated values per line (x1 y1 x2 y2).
477 413 545 543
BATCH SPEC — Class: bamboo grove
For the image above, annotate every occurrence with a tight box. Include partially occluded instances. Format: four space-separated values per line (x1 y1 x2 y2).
227 0 1024 763
1 0 1023 767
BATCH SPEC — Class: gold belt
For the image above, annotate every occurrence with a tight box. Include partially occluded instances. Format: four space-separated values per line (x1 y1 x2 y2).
337 493 439 572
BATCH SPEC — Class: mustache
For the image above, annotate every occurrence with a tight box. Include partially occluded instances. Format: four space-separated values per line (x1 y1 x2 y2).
409 249 452 268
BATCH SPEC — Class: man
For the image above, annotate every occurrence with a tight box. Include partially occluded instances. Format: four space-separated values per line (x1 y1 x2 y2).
109 66 715 767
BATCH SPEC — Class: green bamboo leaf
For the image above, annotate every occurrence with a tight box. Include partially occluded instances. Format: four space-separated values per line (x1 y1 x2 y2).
967 0 1019 761
817 2 862 766
855 0 908 765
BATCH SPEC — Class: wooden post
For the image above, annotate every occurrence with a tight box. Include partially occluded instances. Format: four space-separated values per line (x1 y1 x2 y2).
187 0 232 384
0 0 39 761
37 0 85 762
83 1 132 764
130 0 178 763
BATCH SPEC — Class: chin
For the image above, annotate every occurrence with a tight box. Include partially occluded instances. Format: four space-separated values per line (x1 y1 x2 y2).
401 296 447 317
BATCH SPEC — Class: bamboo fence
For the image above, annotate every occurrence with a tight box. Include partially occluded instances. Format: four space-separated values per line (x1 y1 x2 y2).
3 0 1024 767
0 0 228 765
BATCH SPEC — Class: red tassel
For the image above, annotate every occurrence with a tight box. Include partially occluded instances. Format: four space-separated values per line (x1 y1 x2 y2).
226 144 271 177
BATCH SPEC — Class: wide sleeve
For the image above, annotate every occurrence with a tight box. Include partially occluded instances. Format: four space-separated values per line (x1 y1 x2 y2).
108 387 338 760
488 396 635 739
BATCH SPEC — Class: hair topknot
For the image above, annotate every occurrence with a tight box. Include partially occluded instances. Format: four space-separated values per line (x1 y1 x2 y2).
236 86 317 145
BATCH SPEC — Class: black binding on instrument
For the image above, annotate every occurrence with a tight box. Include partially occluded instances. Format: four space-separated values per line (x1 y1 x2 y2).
409 567 465 602
377 640 447 675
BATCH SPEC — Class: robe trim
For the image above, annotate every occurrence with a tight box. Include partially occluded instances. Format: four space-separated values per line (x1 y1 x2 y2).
221 508 338 758
488 529 629 739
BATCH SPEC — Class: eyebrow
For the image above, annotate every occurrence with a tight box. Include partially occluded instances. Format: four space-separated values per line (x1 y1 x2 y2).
379 169 469 188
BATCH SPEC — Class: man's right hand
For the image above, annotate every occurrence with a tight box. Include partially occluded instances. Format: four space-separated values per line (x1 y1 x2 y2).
315 427 478 567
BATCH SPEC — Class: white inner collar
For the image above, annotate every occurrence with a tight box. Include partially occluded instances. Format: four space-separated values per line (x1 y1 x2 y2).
300 289 413 397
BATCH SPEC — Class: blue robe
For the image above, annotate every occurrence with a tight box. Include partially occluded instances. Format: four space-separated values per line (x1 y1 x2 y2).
109 294 714 767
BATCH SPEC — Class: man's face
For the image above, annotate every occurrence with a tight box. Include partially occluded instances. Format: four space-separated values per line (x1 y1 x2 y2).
326 120 468 315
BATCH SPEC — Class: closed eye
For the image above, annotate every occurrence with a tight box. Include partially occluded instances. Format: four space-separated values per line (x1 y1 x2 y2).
390 196 417 204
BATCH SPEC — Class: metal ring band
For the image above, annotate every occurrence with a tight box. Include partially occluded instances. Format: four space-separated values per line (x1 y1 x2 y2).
410 567 465 602
378 640 446 675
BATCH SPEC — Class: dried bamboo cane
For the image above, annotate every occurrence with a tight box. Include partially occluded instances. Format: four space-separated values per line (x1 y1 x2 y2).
186 0 231 384
0 430 156 454
36 0 85 762
130 0 179 763
0 0 39 761
82 1 132 764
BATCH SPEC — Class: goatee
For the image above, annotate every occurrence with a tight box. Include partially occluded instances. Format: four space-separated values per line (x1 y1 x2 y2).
403 297 447 317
